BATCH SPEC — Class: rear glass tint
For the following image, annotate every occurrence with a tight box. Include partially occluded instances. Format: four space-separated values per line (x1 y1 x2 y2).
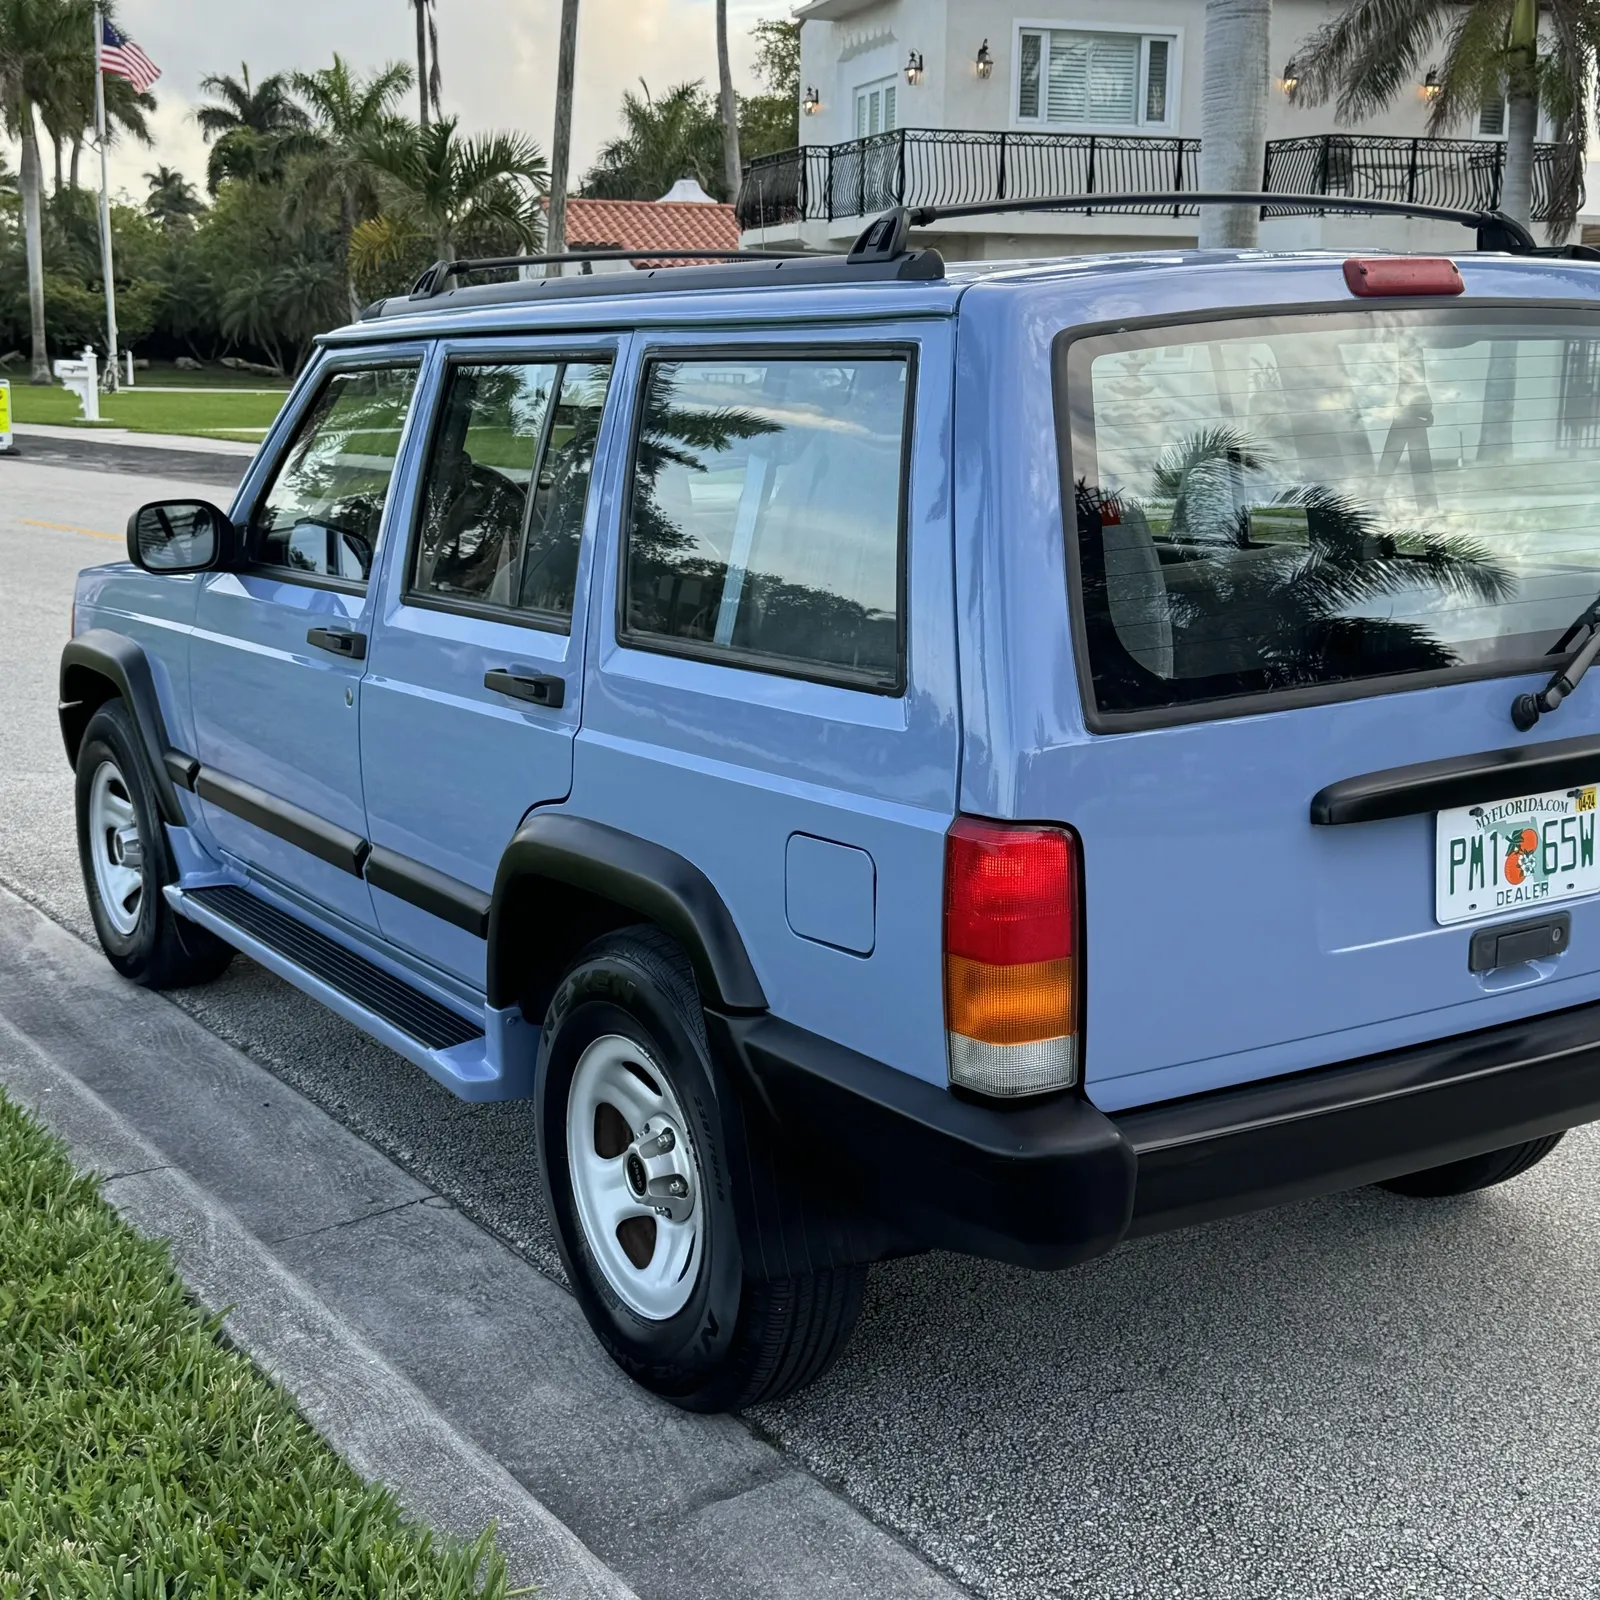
1064 310 1600 717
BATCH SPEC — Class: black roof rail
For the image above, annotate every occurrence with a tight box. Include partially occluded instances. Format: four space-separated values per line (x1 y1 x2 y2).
353 244 947 320
409 246 823 298
855 192 1540 255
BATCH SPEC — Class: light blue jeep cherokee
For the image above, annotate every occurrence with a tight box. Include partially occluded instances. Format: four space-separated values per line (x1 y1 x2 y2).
62 194 1600 1410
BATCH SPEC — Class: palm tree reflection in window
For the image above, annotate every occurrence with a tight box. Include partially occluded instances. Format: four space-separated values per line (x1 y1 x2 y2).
1078 425 1514 713
626 360 906 684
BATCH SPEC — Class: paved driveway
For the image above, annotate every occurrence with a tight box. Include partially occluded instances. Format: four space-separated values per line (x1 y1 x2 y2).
6 451 1600 1599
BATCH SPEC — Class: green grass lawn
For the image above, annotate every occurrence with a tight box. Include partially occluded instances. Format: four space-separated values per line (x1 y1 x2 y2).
0 1092 511 1599
5 384 287 442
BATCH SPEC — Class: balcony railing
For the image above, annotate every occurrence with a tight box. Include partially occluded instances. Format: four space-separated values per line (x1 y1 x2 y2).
1260 135 1568 222
736 128 1571 230
736 129 1200 230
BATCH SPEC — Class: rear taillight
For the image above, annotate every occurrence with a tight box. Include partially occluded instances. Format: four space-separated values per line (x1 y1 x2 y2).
944 817 1080 1098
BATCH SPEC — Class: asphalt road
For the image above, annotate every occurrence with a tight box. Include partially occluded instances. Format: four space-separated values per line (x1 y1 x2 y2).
7 450 1600 1599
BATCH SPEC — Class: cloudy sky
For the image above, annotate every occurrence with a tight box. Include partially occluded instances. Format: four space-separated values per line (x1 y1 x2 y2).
15 0 785 199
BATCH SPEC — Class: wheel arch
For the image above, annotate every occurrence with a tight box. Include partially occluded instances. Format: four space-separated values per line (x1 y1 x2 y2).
488 813 767 1020
60 630 186 826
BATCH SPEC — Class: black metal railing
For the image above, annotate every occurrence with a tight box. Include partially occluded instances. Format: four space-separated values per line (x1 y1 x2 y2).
1261 135 1568 222
736 129 1573 229
736 129 1200 229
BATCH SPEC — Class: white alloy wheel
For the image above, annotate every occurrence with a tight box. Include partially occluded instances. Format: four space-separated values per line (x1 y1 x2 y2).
567 1032 704 1321
88 758 145 937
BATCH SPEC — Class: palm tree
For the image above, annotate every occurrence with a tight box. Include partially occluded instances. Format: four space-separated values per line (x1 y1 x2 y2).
1197 0 1274 246
581 80 724 201
352 114 546 269
548 0 579 253
0 0 83 381
408 0 440 128
290 55 413 316
196 65 311 190
715 0 740 199
1290 0 1594 236
145 164 204 229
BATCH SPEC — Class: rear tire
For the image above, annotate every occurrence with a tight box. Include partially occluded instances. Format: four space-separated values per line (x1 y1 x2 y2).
74 699 234 990
1379 1134 1564 1198
535 926 865 1412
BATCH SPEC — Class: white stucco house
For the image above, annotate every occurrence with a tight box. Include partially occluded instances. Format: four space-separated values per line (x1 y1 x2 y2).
737 0 1600 256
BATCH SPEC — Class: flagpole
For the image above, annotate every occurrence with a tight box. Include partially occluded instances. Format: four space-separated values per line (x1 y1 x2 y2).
93 3 120 393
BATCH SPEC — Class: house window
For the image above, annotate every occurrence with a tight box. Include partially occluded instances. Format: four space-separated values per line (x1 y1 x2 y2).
855 77 898 137
1016 27 1176 129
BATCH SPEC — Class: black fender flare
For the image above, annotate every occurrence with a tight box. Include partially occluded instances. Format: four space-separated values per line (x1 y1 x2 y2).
487 813 767 1015
60 630 186 826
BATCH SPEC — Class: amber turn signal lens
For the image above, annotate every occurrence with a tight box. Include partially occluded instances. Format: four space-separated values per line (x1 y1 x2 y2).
944 954 1074 1045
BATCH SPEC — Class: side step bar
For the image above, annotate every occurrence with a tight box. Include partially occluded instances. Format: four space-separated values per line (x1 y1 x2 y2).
167 883 537 1102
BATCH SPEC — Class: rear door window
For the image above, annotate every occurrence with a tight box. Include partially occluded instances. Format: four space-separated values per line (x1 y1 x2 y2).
410 358 612 626
1063 310 1600 721
620 352 911 691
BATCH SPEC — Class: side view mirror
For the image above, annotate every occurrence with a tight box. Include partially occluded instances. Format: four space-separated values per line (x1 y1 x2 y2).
126 500 238 574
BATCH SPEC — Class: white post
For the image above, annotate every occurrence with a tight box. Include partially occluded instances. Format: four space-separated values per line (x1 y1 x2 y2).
124 350 134 387
93 4 120 394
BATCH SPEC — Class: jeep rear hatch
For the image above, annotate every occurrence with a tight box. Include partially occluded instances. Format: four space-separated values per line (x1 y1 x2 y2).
1054 302 1600 1110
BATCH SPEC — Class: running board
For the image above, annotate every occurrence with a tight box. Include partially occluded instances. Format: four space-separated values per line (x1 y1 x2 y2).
166 883 538 1102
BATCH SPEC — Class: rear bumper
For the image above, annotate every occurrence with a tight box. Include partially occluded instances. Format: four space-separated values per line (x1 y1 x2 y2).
714 1000 1600 1271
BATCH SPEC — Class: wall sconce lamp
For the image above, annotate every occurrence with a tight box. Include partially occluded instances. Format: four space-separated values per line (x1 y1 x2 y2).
802 85 820 115
905 51 924 86
1422 67 1442 101
1281 58 1300 96
975 40 993 79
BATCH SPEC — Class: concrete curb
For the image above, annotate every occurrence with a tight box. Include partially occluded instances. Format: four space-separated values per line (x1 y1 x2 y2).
0 1006 638 1600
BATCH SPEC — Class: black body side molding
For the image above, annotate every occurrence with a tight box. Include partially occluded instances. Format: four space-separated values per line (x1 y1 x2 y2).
366 845 491 937
488 814 767 1014
1310 732 1600 824
60 631 188 825
195 768 369 876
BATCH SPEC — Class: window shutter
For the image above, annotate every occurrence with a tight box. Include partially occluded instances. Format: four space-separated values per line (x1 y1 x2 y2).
1047 31 1139 125
884 85 896 130
856 93 867 137
1145 39 1169 123
1019 32 1042 118
1479 95 1506 136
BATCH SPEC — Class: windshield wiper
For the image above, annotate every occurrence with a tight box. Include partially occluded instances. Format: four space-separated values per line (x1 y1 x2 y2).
1511 594 1600 730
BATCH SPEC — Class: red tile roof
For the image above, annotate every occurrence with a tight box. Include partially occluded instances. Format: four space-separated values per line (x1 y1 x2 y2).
555 197 741 264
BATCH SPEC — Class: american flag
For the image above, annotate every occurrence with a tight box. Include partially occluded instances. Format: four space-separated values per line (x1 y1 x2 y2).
100 18 160 94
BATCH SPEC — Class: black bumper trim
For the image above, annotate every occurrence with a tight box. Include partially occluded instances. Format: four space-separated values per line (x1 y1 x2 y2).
712 1012 1136 1271
1118 998 1600 1235
715 999 1600 1272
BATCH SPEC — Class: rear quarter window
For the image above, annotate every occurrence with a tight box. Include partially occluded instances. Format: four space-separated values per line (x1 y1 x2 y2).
620 352 912 693
1061 308 1600 723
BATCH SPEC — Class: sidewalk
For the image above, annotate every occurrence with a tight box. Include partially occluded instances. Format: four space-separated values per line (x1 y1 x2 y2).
5 424 253 488
0 886 967 1600
13 421 259 456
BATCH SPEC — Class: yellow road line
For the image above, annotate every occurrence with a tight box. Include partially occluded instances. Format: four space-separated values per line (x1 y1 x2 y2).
19 518 122 543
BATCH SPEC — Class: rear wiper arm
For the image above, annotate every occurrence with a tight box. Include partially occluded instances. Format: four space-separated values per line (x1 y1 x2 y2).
1512 594 1600 730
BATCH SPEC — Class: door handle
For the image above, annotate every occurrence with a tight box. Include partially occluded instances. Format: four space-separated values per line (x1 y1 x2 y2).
307 627 367 660
484 669 566 709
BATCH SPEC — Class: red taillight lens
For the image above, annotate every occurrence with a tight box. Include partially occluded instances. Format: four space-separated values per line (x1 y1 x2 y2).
944 818 1080 1098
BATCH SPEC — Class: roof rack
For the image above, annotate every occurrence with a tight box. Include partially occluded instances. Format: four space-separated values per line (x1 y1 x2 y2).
408 246 824 298
847 192 1541 258
356 243 947 319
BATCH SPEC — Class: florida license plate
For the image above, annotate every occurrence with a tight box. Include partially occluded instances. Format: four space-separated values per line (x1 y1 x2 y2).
1435 784 1600 925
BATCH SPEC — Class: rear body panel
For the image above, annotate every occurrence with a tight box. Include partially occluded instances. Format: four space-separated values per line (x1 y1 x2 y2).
955 253 1600 1112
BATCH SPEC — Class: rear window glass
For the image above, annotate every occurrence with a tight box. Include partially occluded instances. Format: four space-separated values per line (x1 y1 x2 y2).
1065 310 1600 718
